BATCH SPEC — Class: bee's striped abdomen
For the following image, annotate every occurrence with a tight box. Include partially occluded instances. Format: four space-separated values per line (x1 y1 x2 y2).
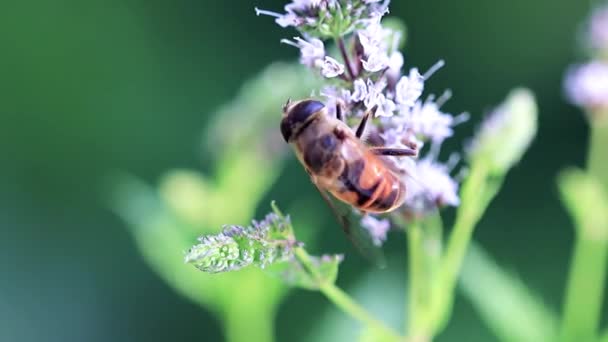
333 155 406 214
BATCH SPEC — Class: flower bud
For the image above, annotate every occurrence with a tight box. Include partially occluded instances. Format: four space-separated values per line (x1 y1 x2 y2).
468 88 538 174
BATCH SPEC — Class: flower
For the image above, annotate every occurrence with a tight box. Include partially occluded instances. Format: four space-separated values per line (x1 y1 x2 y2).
564 61 608 110
259 0 465 218
394 68 425 107
254 7 300 28
404 158 460 212
358 17 389 55
321 56 346 78
360 215 391 246
281 37 325 67
256 0 389 37
351 78 368 102
391 95 458 144
362 50 390 72
588 5 608 51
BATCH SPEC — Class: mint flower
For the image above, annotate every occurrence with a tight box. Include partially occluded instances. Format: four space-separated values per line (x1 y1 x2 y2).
564 61 608 110
395 68 425 107
258 0 465 217
588 4 608 51
256 0 389 38
258 0 467 219
281 37 326 67
405 157 461 211
360 215 391 246
321 56 346 77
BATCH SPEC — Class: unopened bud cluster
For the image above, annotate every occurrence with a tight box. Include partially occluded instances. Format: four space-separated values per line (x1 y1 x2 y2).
185 212 299 273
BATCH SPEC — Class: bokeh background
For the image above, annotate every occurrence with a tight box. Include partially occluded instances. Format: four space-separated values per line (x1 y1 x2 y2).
0 0 596 341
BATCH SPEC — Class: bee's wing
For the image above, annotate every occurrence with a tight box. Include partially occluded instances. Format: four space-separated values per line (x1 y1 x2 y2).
311 181 387 268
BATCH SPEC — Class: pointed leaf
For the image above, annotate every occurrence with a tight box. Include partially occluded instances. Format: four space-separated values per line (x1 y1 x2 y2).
460 244 558 342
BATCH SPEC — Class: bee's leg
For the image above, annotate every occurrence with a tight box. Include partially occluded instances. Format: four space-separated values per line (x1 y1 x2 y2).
355 105 378 138
335 100 344 121
370 147 418 157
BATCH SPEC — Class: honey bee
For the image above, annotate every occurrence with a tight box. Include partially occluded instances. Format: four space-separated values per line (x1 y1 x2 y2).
280 99 418 218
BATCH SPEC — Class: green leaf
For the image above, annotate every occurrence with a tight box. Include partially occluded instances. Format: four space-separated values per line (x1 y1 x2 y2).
600 329 608 342
460 244 558 342
266 253 343 290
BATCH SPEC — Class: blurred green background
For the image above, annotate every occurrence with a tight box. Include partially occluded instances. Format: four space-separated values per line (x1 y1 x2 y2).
0 0 595 341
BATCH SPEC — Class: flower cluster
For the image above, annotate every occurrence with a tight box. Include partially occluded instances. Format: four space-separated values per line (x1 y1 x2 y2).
258 0 465 242
564 3 608 113
185 212 299 273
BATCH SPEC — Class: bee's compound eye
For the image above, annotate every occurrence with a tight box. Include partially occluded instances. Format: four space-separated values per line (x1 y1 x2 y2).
288 100 324 126
281 100 325 142
280 117 293 142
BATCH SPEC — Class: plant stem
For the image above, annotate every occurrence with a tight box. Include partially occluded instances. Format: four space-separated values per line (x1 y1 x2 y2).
407 223 425 336
224 302 275 342
560 119 608 342
432 160 490 331
588 119 608 192
337 37 356 81
294 248 403 341
559 233 608 342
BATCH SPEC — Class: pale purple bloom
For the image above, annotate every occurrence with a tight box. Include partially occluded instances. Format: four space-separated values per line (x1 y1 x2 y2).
564 61 608 109
360 215 391 246
259 0 465 218
395 68 425 107
396 98 456 143
320 85 351 116
321 56 346 78
281 37 325 67
404 158 460 211
375 94 396 117
285 0 323 13
351 78 368 102
255 7 299 28
589 5 608 50
362 51 390 72
386 51 404 79
357 17 388 55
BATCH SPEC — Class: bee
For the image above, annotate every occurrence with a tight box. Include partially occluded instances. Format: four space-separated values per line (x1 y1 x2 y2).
280 99 418 217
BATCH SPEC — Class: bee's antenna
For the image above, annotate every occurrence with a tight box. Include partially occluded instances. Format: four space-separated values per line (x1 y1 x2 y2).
283 98 293 113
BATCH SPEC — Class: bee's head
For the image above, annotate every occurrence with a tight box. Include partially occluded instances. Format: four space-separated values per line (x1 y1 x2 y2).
280 99 325 142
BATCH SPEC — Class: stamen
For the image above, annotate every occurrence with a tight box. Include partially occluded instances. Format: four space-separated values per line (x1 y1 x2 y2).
446 153 461 172
254 7 282 18
452 112 470 126
428 141 443 160
436 89 452 107
455 167 469 182
423 60 445 79
280 38 299 48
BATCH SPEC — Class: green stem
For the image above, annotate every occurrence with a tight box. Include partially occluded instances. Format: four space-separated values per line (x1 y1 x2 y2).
560 119 608 342
588 120 608 192
559 234 608 342
294 248 403 341
407 223 426 337
224 302 275 342
432 160 490 330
